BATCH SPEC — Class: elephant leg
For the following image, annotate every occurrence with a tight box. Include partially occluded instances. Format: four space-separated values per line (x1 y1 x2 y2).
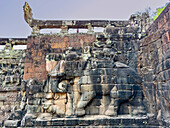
76 91 96 116
73 79 81 114
105 98 119 116
66 93 74 116
131 91 146 116
105 85 119 116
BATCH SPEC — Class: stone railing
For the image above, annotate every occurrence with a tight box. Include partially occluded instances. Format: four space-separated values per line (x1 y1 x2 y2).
23 2 151 35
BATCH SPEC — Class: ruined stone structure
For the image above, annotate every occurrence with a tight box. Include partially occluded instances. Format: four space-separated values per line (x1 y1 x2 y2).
0 38 27 123
0 2 169 127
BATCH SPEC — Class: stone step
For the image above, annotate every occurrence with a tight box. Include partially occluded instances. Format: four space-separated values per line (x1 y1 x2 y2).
4 120 21 127
19 126 164 128
22 115 161 127
5 115 168 127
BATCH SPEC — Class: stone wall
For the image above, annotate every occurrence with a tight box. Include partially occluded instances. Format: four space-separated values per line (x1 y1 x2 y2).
23 26 142 83
137 4 169 124
23 34 96 82
0 38 26 126
0 91 19 122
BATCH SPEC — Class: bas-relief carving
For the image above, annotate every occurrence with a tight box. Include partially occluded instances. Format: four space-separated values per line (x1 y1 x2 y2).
2 3 169 127
23 34 146 119
0 44 25 88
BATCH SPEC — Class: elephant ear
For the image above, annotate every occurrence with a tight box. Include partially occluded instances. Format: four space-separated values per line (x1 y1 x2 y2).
114 62 129 68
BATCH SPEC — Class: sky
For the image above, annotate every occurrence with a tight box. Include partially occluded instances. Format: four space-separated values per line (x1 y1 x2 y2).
0 0 169 38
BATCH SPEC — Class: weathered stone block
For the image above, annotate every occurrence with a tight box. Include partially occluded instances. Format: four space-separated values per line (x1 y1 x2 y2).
0 96 6 101
33 93 44 98
27 105 43 114
45 93 54 99
46 61 58 72
29 84 43 94
54 99 66 105
80 84 95 92
28 98 41 105
64 119 78 126
54 93 67 100
5 120 20 127
8 109 22 120
51 105 65 115
51 119 64 126
86 106 99 115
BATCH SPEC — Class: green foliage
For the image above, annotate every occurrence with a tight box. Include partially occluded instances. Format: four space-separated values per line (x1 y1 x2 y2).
153 5 167 20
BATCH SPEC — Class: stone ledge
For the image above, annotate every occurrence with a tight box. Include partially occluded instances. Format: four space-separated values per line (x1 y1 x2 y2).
18 126 164 128
0 86 21 92
4 120 21 127
22 115 155 127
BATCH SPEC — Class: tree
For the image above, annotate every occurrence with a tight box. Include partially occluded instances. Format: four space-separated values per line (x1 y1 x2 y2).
153 3 168 21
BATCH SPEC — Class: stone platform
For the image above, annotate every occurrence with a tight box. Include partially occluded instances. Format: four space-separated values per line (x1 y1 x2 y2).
5 115 162 128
